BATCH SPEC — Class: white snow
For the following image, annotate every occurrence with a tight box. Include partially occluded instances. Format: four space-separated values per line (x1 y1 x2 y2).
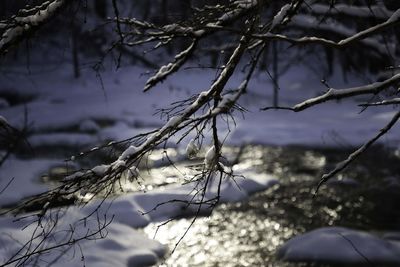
185 139 199 159
204 145 216 168
79 119 100 132
119 145 138 161
144 41 196 91
28 133 97 147
91 164 109 176
0 63 398 204
0 158 60 205
0 0 65 51
0 165 277 266
2 63 397 149
0 203 164 267
271 4 291 29
278 227 400 264
1 46 400 266
388 8 400 23
125 166 140 182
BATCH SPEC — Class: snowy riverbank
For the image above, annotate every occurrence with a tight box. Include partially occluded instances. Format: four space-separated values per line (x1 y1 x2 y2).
1 64 400 266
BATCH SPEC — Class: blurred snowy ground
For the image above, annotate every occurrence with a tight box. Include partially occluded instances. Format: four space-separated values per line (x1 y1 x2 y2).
1 64 400 266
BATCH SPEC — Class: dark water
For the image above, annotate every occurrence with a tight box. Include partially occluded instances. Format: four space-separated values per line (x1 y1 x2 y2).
143 145 400 267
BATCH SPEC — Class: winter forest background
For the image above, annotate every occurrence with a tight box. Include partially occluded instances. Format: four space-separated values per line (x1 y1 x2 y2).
1 1 400 266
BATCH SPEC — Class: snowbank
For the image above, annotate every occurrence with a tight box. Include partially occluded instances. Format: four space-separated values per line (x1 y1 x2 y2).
1 50 400 266
0 167 277 266
0 207 164 267
278 227 400 265
28 132 98 147
1 65 399 149
0 158 60 205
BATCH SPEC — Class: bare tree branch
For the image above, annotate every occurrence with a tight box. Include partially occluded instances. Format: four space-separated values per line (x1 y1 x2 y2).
262 73 400 112
314 110 400 197
0 0 67 55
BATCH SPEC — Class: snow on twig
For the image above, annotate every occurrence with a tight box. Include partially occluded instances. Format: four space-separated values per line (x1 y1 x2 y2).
144 40 198 91
254 8 400 54
359 98 400 107
262 73 400 112
141 1 258 92
270 4 291 29
293 73 400 111
0 0 66 54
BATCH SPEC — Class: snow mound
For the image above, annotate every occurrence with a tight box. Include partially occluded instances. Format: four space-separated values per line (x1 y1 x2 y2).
132 170 278 221
81 197 151 228
0 166 277 266
0 202 165 267
79 119 100 133
278 227 400 265
0 158 60 205
28 133 97 147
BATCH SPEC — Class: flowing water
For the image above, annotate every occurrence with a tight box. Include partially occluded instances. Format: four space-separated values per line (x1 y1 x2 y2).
142 145 400 266
6 144 400 266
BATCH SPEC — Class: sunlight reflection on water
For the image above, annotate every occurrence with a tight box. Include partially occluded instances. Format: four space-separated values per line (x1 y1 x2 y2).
39 145 400 266
140 146 317 267
144 206 297 267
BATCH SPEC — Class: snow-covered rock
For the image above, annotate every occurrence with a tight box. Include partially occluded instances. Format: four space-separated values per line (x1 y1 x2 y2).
278 227 400 265
0 160 278 266
0 206 165 267
79 119 100 133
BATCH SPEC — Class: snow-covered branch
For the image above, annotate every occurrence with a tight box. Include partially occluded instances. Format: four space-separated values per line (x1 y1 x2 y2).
2 1 400 265
144 40 198 91
30 35 250 206
254 9 400 54
0 0 66 55
117 0 259 92
262 73 400 112
358 97 400 107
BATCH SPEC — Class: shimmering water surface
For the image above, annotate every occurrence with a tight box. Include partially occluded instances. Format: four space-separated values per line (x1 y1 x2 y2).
21 144 400 266
142 145 400 267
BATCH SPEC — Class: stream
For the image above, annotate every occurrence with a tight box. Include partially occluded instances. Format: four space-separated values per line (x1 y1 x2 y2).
4 144 400 266
141 145 400 266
